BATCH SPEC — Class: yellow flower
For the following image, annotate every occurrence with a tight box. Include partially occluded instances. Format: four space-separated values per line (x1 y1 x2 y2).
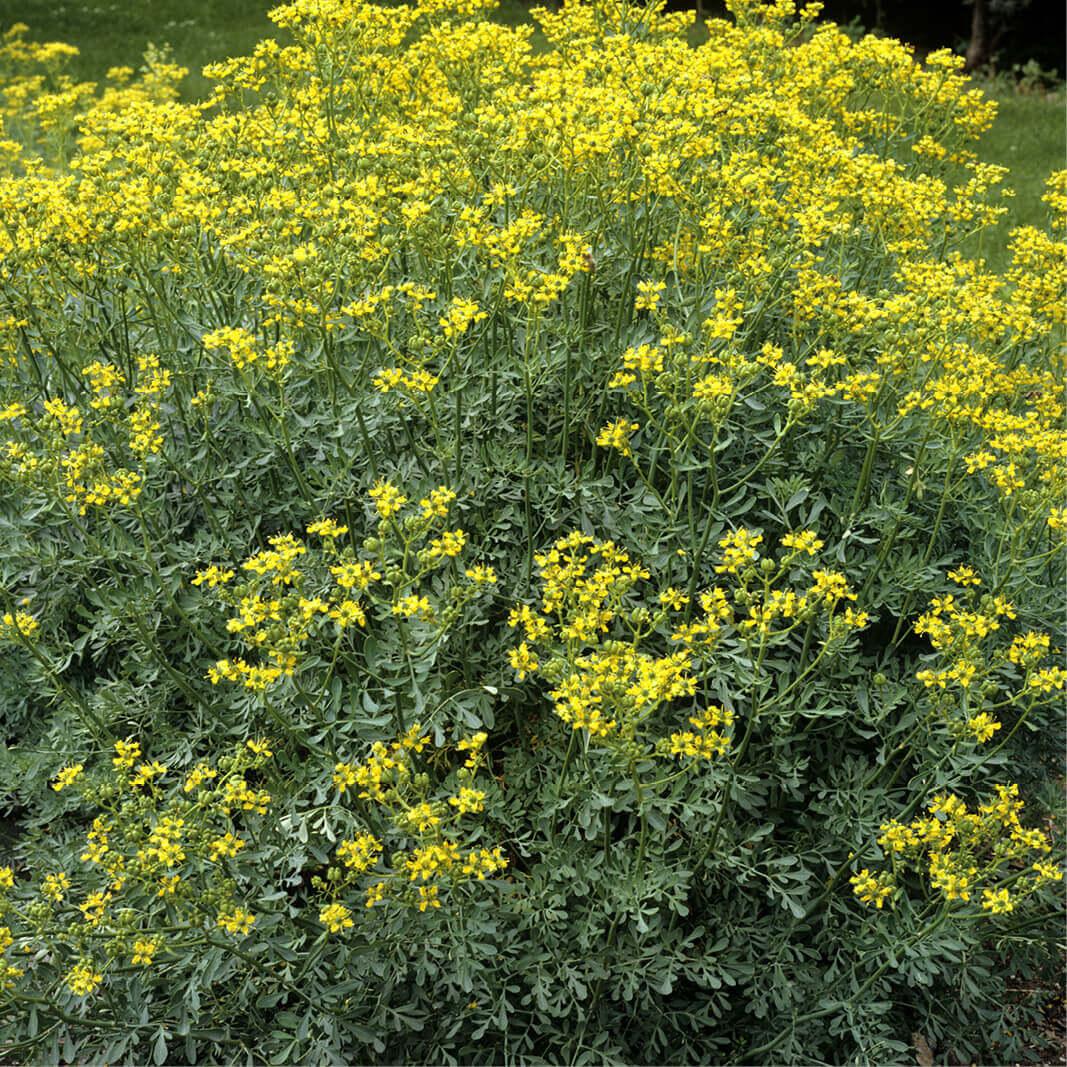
307 518 348 538
78 890 112 927
428 529 466 558
402 802 443 833
65 963 103 997
157 875 179 896
130 761 166 788
715 528 762 574
221 777 270 815
781 530 824 556
440 296 487 339
319 902 354 933
1028 667 1067 693
184 762 217 791
208 833 245 861
80 817 110 864
809 570 857 604
460 848 507 881
374 368 405 392
449 787 486 814
217 907 255 935
596 418 639 457
42 872 69 901
665 729 730 759
658 587 689 611
507 642 538 680
417 884 441 911
333 762 357 794
337 833 382 872
947 565 980 586
0 609 38 639
329 599 366 628
1032 861 1064 884
457 732 488 769
850 869 894 908
192 565 235 588
966 713 1001 743
52 763 84 792
634 279 666 311
131 938 158 965
369 479 407 519
980 888 1013 914
331 560 380 591
419 487 456 519
112 739 141 771
392 595 433 621
43 397 83 437
404 369 440 394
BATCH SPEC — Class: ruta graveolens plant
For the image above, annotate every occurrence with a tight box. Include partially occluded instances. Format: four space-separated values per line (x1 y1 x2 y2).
0 0 1063 1061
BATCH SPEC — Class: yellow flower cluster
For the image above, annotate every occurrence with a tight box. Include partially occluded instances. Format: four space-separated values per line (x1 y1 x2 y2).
0 0 1058 468
911 569 1061 740
0 736 275 1001
199 482 490 691
595 418 640 458
64 963 103 997
856 783 1063 913
849 868 895 909
337 832 382 873
1 343 178 516
333 724 430 802
319 902 354 933
714 528 763 575
0 3 1060 1043
202 325 293 375
51 763 83 791
508 532 728 755
510 527 875 760
217 907 256 935
659 705 735 760
0 605 38 640
369 480 407 519
439 296 488 339
717 529 868 644
321 727 505 925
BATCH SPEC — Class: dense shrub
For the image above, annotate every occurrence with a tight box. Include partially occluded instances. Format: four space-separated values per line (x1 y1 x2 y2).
0 0 1064 1062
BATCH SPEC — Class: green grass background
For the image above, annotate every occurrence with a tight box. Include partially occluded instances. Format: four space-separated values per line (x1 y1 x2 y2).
1 0 1062 269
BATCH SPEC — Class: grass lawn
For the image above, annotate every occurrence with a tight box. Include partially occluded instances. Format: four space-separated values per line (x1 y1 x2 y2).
0 0 281 100
1 0 1061 267
957 85 1066 272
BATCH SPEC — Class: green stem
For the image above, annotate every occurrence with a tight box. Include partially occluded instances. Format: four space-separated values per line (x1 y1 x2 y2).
697 639 769 869
746 906 950 1060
